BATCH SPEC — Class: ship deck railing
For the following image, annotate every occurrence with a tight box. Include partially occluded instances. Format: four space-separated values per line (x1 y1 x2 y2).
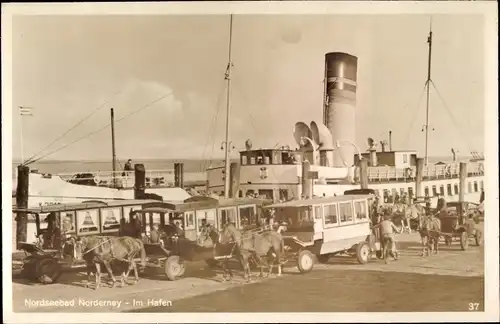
355 162 484 183
55 169 207 189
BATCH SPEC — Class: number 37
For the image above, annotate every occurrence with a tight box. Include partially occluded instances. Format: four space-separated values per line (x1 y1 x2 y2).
468 302 480 311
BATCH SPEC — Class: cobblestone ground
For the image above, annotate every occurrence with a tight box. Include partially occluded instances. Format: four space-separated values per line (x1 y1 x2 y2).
12 226 484 313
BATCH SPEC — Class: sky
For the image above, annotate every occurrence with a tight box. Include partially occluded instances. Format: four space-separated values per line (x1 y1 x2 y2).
10 14 485 161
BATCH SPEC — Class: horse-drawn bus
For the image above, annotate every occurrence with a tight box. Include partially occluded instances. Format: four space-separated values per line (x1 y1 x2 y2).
13 199 160 284
13 196 271 285
129 196 272 281
264 194 375 274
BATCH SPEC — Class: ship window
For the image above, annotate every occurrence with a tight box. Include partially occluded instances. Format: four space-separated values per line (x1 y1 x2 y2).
408 187 414 199
424 186 430 196
403 154 408 163
314 206 322 220
279 189 288 201
238 190 243 198
323 204 338 226
439 185 445 196
400 188 405 196
447 184 452 196
473 181 478 192
354 201 367 220
258 189 273 200
480 181 484 190
454 184 459 195
468 182 473 193
339 202 353 223
431 185 437 196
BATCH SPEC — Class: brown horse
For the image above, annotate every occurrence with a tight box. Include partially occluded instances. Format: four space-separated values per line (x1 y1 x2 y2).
69 236 146 290
197 225 238 281
417 215 441 256
219 223 285 282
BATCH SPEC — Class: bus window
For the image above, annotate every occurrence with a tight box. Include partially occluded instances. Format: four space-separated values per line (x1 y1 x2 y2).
354 201 367 221
339 202 353 223
218 207 237 227
323 204 338 226
239 205 257 228
314 206 322 220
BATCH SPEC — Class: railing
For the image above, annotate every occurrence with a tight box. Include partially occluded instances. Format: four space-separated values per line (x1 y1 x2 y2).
354 161 484 183
56 169 207 189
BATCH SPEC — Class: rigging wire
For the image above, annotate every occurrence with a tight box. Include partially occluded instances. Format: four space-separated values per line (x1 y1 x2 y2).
402 83 429 148
24 89 124 165
26 92 174 165
233 83 297 199
201 78 227 171
429 80 475 154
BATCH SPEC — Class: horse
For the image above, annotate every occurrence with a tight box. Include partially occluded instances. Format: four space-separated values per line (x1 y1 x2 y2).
382 203 425 234
197 225 236 281
68 235 146 290
417 215 441 257
219 223 285 282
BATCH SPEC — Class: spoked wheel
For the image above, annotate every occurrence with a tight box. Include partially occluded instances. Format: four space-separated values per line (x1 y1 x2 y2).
460 232 469 251
356 242 371 264
164 256 186 281
296 250 314 273
475 230 482 246
35 258 62 284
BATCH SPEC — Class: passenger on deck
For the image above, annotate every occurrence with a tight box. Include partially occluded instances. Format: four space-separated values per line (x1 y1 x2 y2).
122 159 133 176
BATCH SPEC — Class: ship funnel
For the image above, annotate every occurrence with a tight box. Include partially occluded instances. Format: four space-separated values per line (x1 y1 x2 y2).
324 52 358 167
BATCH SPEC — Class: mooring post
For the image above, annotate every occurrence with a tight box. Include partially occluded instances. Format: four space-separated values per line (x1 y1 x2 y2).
15 164 29 250
229 162 240 198
174 163 184 189
458 162 467 219
301 160 311 199
359 158 369 189
134 164 146 199
415 158 424 200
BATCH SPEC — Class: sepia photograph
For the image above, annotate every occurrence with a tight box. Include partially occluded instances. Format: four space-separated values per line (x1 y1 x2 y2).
2 1 498 323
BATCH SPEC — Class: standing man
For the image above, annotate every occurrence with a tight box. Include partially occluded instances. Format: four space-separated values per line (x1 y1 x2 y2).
123 159 133 176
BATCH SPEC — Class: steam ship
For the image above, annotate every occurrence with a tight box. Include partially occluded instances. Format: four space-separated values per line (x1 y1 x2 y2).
16 18 484 210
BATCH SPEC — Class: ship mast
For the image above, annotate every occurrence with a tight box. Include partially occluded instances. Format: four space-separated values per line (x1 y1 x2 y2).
110 108 117 188
223 14 234 198
423 18 433 166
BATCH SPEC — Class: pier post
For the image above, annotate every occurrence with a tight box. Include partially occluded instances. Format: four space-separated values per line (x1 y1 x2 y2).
229 162 240 198
359 158 369 189
134 164 146 199
301 160 312 199
174 163 184 188
415 158 424 199
15 165 29 250
458 162 467 220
